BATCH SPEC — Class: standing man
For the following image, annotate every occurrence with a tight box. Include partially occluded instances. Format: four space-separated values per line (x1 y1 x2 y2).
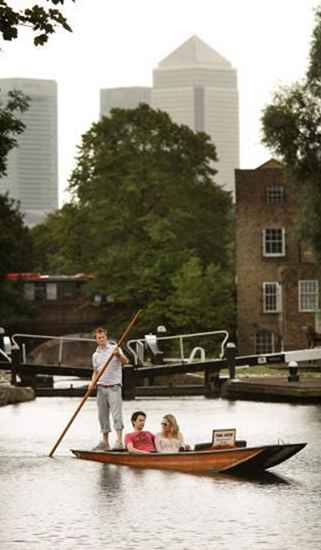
125 411 156 454
89 326 129 451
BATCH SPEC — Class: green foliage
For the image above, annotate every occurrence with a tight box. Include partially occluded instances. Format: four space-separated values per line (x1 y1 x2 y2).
0 89 29 177
0 193 34 320
34 104 235 333
140 256 235 354
261 5 321 257
31 203 90 273
307 7 321 85
168 257 235 333
0 1 74 46
0 193 33 276
0 280 34 321
262 83 321 179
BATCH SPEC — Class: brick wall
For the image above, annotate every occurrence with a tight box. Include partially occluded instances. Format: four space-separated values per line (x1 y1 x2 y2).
235 161 320 355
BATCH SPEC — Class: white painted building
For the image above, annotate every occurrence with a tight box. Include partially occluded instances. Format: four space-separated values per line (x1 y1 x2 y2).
100 86 151 118
0 78 58 226
152 36 239 194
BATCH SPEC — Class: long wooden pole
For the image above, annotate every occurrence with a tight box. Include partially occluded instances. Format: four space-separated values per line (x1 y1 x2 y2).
49 309 142 457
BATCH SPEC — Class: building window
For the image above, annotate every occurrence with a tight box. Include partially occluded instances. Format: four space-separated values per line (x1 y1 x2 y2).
24 283 35 301
255 330 275 354
59 282 80 299
263 228 285 257
34 283 46 301
46 283 57 300
299 280 319 312
266 184 286 204
263 282 282 313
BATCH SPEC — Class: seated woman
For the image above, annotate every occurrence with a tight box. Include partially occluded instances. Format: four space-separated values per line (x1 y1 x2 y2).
155 414 189 453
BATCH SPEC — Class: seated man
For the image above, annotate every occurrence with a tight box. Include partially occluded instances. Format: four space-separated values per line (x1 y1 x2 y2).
125 411 156 454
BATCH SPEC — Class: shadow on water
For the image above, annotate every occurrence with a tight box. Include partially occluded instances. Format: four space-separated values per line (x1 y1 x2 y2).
224 470 291 485
189 468 293 485
93 460 293 487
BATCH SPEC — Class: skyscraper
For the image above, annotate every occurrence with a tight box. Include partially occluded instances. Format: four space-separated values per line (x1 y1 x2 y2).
152 36 239 193
100 86 151 118
0 78 58 226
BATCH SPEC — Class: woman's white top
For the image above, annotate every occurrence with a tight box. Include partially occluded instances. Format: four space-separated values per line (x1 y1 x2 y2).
155 433 185 453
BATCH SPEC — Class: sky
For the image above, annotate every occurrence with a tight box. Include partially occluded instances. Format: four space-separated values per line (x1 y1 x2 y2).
1 0 320 205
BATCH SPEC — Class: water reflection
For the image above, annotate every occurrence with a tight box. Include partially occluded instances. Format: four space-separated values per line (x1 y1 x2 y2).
223 470 292 485
98 463 124 493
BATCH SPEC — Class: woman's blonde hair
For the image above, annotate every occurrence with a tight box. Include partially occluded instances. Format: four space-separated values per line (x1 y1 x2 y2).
163 414 180 439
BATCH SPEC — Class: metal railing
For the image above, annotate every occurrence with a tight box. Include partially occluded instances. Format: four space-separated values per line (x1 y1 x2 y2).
126 330 229 366
11 333 97 366
10 329 230 369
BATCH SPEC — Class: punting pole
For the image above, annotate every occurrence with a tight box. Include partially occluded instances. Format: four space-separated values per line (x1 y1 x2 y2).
48 309 142 457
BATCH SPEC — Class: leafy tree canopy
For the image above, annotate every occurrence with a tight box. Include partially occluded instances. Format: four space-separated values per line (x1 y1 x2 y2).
0 89 29 177
31 202 89 273
164 256 235 338
0 0 74 46
262 6 321 256
0 193 34 320
0 193 33 276
35 104 235 333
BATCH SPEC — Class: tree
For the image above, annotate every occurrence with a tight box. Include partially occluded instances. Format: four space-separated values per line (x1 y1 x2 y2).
0 193 33 275
167 256 235 336
0 89 29 177
31 203 91 273
0 1 74 46
52 104 235 333
261 6 321 256
0 193 34 320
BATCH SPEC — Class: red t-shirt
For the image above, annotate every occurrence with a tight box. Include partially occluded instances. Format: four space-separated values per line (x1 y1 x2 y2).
125 431 156 452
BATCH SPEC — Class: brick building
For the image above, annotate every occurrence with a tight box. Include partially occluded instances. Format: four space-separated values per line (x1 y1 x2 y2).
235 159 321 355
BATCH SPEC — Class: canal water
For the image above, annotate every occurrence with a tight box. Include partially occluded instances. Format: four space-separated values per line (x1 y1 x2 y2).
1 396 321 550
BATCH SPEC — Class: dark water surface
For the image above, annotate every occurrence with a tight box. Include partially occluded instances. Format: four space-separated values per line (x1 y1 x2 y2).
1 396 321 549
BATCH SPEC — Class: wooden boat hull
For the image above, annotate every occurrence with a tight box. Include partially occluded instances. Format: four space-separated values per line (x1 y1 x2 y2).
71 443 306 474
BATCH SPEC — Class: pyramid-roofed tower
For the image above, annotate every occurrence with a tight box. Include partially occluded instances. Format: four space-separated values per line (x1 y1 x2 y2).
152 36 239 194
158 35 232 70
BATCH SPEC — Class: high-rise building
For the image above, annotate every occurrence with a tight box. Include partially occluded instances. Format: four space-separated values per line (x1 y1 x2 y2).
152 36 239 194
100 86 151 118
0 78 58 226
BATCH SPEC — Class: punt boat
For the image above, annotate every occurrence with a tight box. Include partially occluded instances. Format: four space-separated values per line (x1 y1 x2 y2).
71 441 306 475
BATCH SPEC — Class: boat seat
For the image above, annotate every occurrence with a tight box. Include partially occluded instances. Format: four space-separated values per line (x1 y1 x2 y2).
194 440 247 451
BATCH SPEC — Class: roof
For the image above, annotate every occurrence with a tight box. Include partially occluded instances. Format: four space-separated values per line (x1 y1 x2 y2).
157 35 232 70
256 159 283 170
5 273 94 282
